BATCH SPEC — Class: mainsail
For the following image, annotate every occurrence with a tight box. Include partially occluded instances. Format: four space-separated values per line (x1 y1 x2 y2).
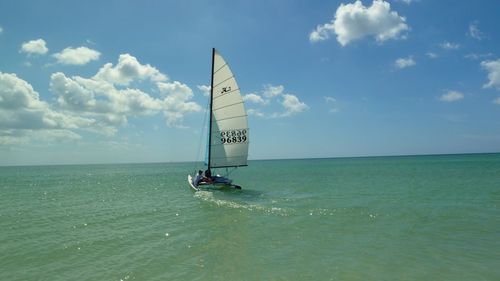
208 49 249 168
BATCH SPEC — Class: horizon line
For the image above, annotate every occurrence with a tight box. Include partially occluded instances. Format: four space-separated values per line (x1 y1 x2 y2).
1 151 499 168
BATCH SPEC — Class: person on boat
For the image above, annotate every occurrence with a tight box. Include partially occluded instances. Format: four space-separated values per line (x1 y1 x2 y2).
203 169 213 184
193 170 204 187
204 169 212 179
205 169 228 184
194 170 213 187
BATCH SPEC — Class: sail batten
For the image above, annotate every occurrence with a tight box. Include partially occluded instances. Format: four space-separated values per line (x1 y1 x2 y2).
214 63 228 74
208 49 249 169
213 101 244 112
212 115 247 122
213 77 235 89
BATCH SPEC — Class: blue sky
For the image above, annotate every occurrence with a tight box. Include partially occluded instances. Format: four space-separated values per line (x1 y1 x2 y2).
1 0 499 165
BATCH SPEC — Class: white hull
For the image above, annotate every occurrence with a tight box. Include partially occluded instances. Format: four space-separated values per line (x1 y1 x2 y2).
187 174 241 191
187 175 199 191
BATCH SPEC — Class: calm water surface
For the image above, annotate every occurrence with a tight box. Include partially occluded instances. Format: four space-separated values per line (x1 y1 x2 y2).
1 154 499 280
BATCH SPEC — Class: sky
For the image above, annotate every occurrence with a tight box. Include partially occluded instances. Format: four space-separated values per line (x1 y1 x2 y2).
1 0 500 166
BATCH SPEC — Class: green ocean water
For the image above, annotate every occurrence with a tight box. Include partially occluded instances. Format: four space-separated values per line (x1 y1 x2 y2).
1 154 499 280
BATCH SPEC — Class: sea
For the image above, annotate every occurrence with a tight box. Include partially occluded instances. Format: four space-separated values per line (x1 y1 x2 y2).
1 153 499 281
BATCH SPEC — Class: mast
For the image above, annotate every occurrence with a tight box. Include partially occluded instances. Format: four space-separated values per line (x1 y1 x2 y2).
207 48 215 171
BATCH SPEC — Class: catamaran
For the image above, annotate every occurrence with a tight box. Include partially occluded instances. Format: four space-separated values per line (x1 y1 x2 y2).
188 48 249 191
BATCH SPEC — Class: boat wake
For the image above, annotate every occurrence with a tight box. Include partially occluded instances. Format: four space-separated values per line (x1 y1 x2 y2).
194 190 290 216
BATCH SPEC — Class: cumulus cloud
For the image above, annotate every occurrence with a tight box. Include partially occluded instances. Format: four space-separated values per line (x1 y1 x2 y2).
197 85 211 97
439 90 464 102
394 56 416 69
0 73 44 111
440 41 460 50
0 72 110 144
481 59 500 89
0 54 202 146
247 108 265 118
243 84 308 118
20 39 48 55
158 81 202 126
262 84 284 98
243 93 267 105
309 0 409 46
281 94 309 116
50 73 194 127
94 53 167 86
50 54 200 128
53 46 101 65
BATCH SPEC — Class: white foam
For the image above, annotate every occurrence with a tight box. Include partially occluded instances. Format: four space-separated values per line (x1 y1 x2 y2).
194 191 290 216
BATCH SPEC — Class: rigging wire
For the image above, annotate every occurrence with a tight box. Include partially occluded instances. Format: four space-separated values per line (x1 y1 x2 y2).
193 96 210 174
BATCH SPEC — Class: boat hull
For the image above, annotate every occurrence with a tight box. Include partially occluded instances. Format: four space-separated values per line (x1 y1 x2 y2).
187 175 199 191
187 174 241 191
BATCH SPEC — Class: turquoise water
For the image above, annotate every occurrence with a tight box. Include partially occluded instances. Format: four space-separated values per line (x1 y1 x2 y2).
1 154 499 280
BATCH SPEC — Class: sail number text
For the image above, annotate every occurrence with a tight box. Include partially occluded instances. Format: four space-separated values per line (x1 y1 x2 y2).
220 129 247 144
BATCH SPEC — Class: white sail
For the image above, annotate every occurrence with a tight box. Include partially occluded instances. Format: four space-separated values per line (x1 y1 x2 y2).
209 49 249 168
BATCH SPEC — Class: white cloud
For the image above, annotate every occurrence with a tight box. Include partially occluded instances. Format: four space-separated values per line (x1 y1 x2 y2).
94 53 167 86
158 81 202 126
1 54 201 146
325 96 338 112
481 59 500 89
197 85 211 97
325 96 336 103
465 53 492 60
0 129 82 145
51 73 154 126
493 98 500 105
0 131 29 145
0 72 107 144
395 0 416 4
50 54 200 128
243 84 308 118
439 90 464 102
309 21 335 43
426 52 438 59
53 46 100 65
0 72 44 111
262 84 284 98
50 73 112 114
0 26 3 33
0 72 96 133
281 94 309 116
247 108 265 117
20 39 48 55
440 41 460 50
468 21 484 40
394 56 416 69
309 0 409 46
243 93 267 105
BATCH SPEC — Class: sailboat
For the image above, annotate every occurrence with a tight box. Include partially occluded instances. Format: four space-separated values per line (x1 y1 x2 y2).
188 48 249 191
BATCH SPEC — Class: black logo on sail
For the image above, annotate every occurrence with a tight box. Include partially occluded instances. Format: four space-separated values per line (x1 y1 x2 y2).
221 86 231 95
